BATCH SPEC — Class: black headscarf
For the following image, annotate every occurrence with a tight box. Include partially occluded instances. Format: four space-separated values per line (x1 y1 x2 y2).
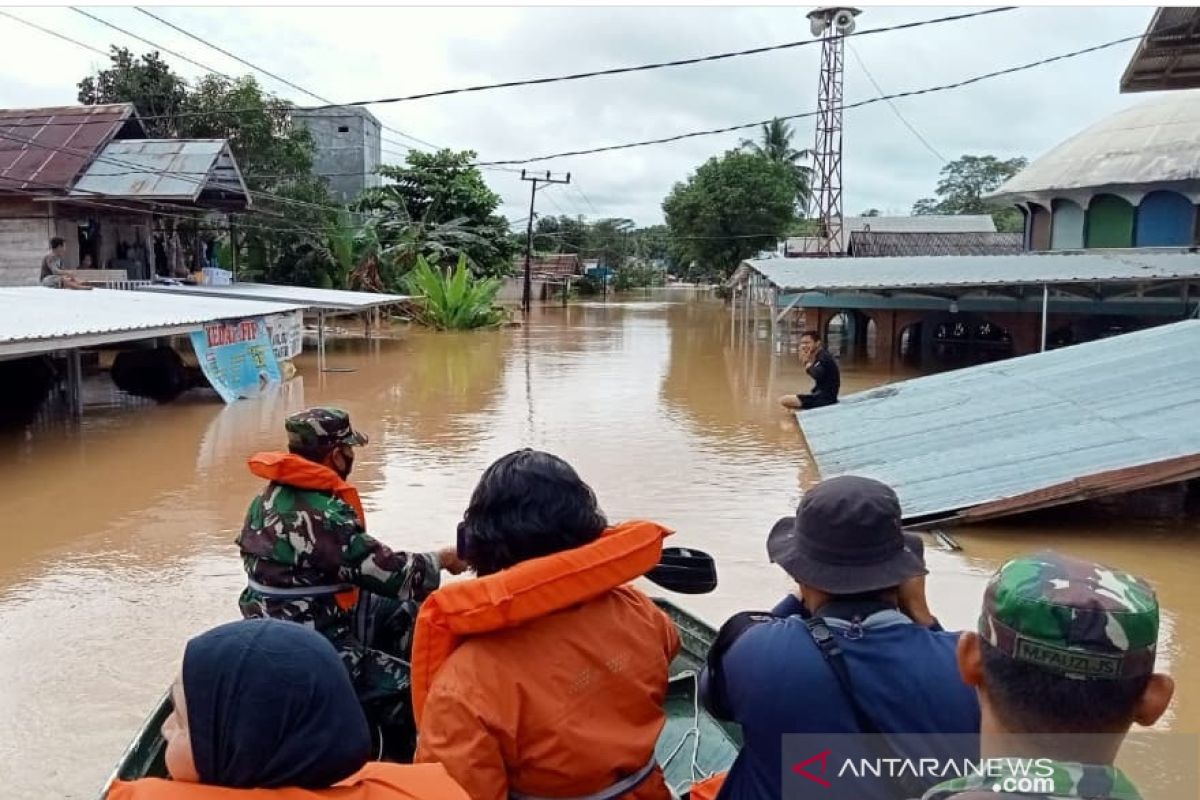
182 618 371 788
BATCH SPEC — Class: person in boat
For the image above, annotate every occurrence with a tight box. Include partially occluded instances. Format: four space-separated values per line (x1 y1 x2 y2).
411 448 681 800
237 407 466 750
922 552 1173 800
699 475 980 800
778 329 839 411
106 618 470 800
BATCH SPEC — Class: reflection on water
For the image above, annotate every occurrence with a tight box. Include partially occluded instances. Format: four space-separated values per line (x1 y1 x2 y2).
0 289 1196 798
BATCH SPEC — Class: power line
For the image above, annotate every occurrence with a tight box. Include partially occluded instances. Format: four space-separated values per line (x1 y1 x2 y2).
0 9 109 56
69 7 229 78
131 6 442 152
848 42 946 164
572 184 601 216
18 7 1017 126
474 31 1145 166
276 8 1016 112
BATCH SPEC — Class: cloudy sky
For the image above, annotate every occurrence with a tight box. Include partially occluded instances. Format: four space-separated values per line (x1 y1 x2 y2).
0 5 1154 227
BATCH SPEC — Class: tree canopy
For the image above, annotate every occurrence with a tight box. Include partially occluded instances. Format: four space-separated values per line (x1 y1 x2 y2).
357 149 515 278
662 149 797 280
739 118 813 212
912 154 1027 233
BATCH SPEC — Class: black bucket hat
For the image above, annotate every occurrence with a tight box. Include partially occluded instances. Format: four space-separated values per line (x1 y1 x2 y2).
767 475 927 594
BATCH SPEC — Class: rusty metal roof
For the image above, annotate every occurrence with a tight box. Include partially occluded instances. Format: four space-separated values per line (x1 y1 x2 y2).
848 231 1023 258
0 104 140 193
1121 7 1200 94
797 320 1200 525
70 139 250 206
989 90 1200 204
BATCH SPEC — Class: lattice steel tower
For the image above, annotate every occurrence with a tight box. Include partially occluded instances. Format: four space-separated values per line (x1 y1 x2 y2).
806 7 860 256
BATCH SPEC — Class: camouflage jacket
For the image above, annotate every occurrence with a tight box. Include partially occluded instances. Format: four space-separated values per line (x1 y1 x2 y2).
237 481 440 641
921 760 1141 800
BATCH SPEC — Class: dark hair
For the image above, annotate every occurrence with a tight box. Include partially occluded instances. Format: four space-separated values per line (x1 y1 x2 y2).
981 640 1148 733
800 329 821 342
50 237 65 249
460 449 608 576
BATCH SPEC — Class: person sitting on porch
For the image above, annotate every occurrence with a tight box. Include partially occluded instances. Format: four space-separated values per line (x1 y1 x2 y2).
40 238 91 290
779 330 839 410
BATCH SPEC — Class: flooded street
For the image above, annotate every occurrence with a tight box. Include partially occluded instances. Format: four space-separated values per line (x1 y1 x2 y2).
1 290 1197 798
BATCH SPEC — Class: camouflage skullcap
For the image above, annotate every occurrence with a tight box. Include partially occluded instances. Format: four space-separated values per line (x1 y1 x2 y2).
980 550 1158 680
285 407 368 451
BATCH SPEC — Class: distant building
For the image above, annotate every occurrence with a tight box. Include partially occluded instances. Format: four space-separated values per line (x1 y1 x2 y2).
292 107 382 202
514 253 583 278
783 215 1000 257
0 103 250 286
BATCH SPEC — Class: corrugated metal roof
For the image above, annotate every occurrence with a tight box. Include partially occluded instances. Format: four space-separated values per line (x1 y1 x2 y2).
849 231 1023 258
0 287 304 358
798 320 1200 524
140 282 409 311
1121 7 1200 94
0 104 139 192
989 90 1200 203
744 250 1200 293
786 216 997 255
70 139 249 203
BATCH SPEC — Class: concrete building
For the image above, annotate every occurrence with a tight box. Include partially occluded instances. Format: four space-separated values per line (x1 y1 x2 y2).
292 107 382 202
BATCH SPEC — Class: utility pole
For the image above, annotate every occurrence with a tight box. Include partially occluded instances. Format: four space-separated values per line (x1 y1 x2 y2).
520 169 571 314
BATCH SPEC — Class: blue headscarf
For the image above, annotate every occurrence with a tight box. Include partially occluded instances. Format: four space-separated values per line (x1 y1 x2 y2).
182 618 371 788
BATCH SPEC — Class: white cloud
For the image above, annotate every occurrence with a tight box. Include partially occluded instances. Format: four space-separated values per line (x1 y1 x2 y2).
0 5 1154 226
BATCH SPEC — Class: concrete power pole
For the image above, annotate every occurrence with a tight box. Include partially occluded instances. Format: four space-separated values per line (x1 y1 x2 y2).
520 170 571 314
807 6 860 257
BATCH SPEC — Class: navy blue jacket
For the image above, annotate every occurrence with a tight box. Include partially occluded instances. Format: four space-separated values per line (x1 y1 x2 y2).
700 595 980 800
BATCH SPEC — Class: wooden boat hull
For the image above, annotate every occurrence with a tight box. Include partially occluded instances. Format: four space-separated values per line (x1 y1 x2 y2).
101 599 740 797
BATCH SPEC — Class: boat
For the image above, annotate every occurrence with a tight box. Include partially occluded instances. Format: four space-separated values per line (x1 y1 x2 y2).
100 599 742 797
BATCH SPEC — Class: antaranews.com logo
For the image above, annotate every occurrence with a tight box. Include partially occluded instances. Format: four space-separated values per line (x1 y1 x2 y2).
791 750 1054 794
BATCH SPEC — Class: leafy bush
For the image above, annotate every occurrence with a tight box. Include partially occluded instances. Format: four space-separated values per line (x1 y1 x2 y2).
403 254 507 330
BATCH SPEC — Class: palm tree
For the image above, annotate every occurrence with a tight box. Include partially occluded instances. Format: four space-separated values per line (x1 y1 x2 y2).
740 118 814 210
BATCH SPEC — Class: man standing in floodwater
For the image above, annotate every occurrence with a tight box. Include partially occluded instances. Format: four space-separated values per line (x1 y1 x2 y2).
779 329 839 410
236 407 466 756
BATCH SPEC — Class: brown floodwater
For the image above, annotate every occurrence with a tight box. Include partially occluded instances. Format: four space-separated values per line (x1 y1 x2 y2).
1 290 1196 798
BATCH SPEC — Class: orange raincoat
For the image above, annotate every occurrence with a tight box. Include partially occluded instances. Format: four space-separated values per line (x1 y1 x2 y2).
107 763 470 800
412 521 681 800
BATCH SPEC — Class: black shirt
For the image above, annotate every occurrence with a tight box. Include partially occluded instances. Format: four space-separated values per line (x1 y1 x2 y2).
806 348 840 401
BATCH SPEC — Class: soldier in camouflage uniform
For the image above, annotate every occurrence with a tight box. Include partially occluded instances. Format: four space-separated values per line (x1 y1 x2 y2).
237 407 464 750
922 551 1174 800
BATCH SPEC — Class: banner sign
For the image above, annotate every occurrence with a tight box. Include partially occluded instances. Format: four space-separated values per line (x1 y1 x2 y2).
266 310 304 361
190 317 282 404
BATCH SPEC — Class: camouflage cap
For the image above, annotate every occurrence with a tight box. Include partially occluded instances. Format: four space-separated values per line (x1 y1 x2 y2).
285 407 368 451
980 550 1159 681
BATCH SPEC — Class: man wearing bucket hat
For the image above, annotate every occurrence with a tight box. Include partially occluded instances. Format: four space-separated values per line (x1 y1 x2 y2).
700 475 980 800
922 552 1174 800
237 407 466 757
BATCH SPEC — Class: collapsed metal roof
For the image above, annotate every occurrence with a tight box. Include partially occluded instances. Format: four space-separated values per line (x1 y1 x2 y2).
139 282 409 311
70 139 251 208
797 320 1200 525
0 103 143 193
739 249 1200 294
0 287 304 360
989 90 1200 205
1121 7 1200 94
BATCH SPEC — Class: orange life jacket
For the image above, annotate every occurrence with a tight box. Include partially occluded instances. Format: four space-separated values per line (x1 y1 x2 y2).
409 519 671 725
247 452 365 611
106 762 471 800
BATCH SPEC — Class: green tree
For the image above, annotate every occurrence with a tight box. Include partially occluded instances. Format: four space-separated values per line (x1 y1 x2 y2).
359 149 515 278
912 154 1028 233
404 254 506 330
662 149 796 280
78 47 188 138
739 117 813 211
